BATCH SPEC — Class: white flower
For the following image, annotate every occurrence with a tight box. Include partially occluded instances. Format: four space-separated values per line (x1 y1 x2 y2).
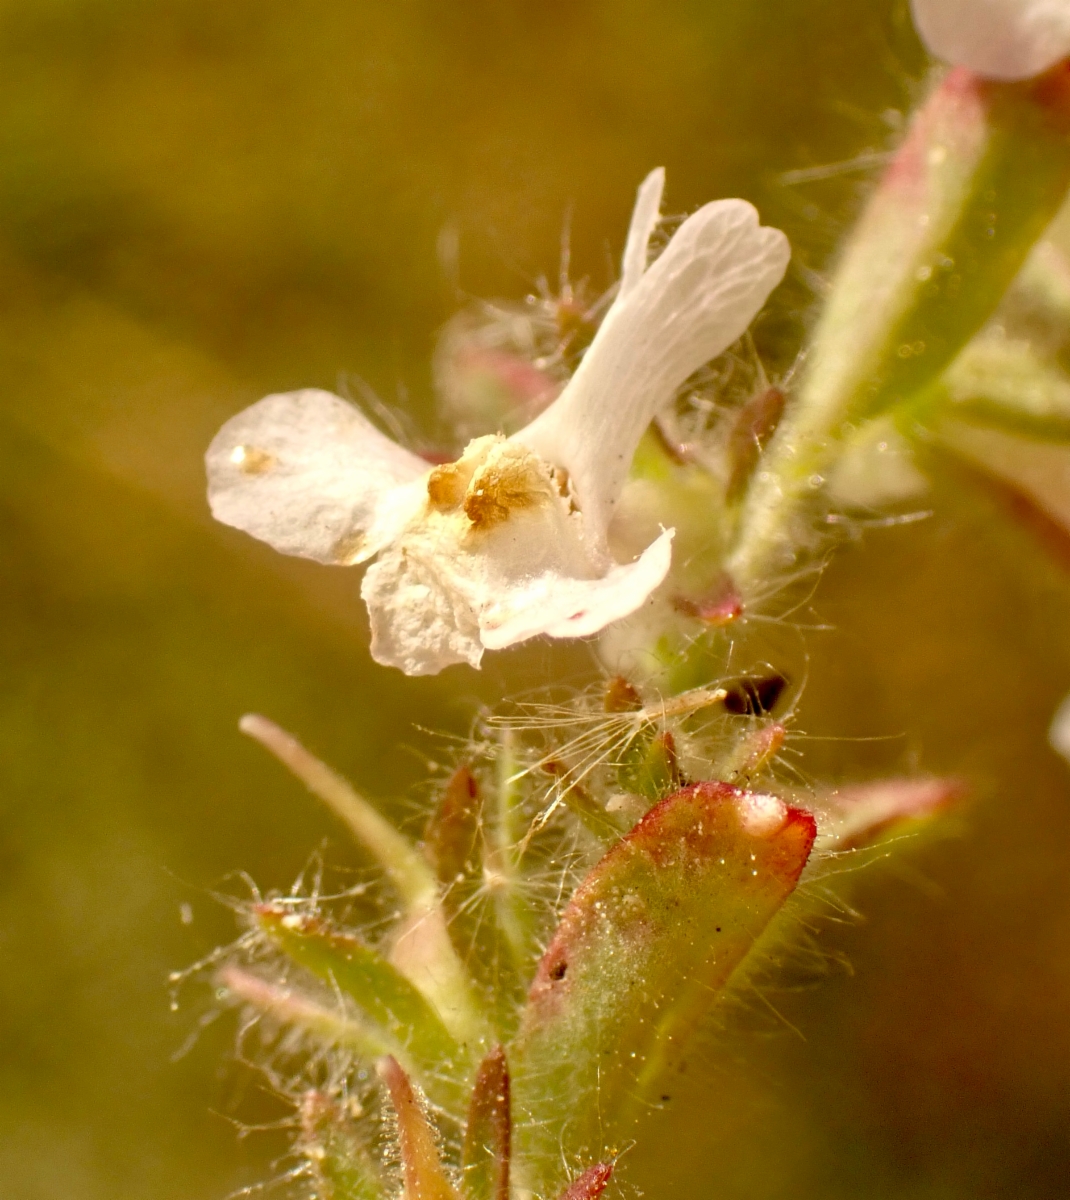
911 0 1070 80
206 170 789 675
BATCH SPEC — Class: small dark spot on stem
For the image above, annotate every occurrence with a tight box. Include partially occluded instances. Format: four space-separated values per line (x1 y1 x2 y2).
549 959 568 981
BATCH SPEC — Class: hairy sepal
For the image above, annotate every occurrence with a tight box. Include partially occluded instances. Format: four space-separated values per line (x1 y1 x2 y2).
378 1056 460 1200
460 1047 511 1200
509 782 815 1196
298 1090 387 1200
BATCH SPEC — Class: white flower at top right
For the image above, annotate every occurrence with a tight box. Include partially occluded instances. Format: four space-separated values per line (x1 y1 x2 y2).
911 0 1070 79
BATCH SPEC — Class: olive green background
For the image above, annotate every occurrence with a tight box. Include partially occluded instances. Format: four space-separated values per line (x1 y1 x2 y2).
3 1 1070 1197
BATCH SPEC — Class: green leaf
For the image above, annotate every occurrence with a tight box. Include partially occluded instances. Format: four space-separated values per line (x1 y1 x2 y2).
255 905 472 1105
220 963 393 1062
242 717 492 1059
509 782 816 1197
461 1046 511 1200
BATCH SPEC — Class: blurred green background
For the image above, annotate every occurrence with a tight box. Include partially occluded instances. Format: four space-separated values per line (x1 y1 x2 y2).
4 1 1070 1197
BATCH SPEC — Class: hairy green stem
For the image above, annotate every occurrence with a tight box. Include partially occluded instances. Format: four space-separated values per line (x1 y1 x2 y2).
728 63 1070 593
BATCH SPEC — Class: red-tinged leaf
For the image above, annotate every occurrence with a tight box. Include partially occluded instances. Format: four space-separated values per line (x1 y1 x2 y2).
461 1047 510 1200
555 1163 614 1200
510 783 815 1197
815 776 965 851
378 1056 459 1200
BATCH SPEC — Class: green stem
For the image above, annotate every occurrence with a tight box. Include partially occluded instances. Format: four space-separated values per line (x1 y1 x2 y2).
728 63 1070 594
488 727 535 977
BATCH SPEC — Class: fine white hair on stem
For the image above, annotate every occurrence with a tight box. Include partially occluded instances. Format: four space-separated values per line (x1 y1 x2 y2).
910 0 1070 80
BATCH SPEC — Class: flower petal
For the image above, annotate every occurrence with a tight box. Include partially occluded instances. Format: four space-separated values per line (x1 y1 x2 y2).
361 507 673 675
362 541 485 676
206 389 429 565
478 527 674 649
911 0 1070 80
516 197 789 549
619 167 665 296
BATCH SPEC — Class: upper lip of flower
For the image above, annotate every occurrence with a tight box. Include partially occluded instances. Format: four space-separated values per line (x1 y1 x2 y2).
205 168 790 676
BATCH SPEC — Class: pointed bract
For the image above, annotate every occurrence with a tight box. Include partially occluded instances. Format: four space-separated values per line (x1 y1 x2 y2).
424 766 482 891
814 776 964 851
378 1057 460 1200
220 964 394 1062
240 715 438 909
461 1047 511 1200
